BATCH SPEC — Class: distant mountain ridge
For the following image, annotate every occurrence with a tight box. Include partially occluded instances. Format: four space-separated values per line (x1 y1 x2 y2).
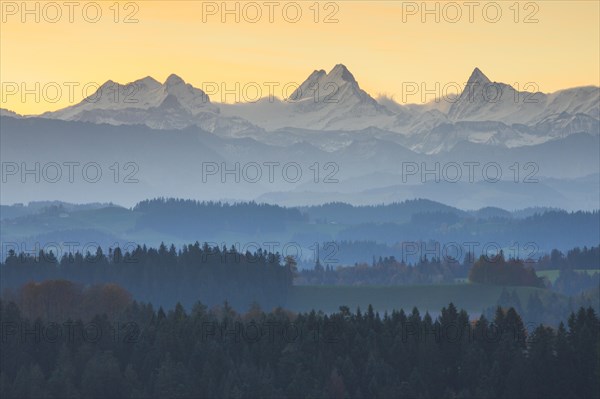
1 115 598 210
2 65 598 153
2 198 598 260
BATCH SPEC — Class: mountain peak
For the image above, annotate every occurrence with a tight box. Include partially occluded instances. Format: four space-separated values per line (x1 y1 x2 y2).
165 74 185 86
467 67 491 85
135 76 161 88
328 64 357 83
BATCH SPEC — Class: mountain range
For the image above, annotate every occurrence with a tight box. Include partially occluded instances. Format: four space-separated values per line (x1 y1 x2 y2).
2 65 598 210
3 65 598 154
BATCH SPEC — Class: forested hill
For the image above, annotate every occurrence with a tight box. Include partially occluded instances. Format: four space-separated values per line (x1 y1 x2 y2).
298 199 468 224
133 198 307 236
1 199 598 261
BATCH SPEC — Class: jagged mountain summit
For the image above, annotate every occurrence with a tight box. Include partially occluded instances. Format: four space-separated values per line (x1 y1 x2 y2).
287 64 388 114
446 67 599 125
220 64 396 131
41 74 259 134
9 65 600 152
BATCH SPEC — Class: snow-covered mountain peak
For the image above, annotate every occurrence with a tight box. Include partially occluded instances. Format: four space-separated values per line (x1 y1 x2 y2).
328 64 357 84
37 73 262 133
289 65 385 109
290 64 361 102
164 73 187 88
294 64 375 103
220 64 396 131
467 67 491 85
448 68 542 123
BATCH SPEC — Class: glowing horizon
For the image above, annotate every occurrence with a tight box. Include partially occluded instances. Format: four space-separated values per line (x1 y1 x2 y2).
1 1 599 115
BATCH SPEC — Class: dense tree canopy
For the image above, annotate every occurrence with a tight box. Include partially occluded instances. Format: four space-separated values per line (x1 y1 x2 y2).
0 243 293 310
1 297 598 398
299 255 468 285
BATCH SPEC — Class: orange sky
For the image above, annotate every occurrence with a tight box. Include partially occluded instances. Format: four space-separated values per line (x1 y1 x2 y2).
1 0 599 114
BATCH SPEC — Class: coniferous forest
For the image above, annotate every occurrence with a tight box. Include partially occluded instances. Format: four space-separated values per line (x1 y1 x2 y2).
1 242 599 398
1 297 599 398
0 244 293 310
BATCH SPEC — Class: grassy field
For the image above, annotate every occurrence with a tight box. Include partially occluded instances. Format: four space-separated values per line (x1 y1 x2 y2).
536 270 560 284
287 283 560 315
537 269 600 284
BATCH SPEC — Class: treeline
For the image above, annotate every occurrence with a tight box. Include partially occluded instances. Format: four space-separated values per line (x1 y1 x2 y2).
536 245 600 270
298 255 469 286
317 240 477 266
553 269 600 296
305 246 596 290
301 199 465 224
0 243 293 310
535 245 600 296
488 286 600 328
133 198 306 237
1 298 598 398
469 252 544 287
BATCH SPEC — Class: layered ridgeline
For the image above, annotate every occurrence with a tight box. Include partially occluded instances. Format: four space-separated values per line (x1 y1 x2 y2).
1 116 598 210
1 199 598 267
3 65 598 152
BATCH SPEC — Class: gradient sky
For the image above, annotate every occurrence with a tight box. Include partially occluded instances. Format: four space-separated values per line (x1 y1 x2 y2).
1 0 599 114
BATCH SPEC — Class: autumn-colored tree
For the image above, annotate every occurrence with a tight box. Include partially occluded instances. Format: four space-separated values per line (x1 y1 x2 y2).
17 280 131 321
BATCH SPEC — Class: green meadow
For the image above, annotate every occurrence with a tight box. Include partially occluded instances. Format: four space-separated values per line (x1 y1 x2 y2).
287 283 561 314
